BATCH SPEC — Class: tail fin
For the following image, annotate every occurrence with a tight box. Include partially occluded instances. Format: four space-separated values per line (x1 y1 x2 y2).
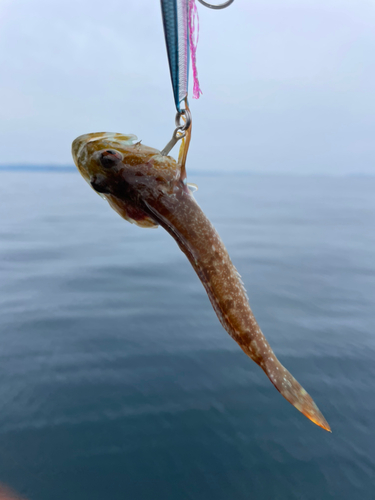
263 356 331 432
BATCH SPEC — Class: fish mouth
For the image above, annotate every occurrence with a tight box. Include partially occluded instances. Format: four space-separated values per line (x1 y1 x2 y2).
72 132 139 168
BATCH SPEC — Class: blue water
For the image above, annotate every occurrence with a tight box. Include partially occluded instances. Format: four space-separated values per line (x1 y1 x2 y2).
0 172 374 499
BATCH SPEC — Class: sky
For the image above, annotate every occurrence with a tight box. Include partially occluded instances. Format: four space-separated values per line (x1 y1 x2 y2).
0 0 374 174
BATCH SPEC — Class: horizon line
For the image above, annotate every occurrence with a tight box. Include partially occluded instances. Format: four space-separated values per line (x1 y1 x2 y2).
0 165 374 177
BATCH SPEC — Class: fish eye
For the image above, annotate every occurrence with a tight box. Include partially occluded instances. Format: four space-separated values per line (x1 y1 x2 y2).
99 149 123 168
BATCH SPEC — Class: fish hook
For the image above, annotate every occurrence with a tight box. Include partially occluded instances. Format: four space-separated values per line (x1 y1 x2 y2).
196 0 234 10
160 108 192 157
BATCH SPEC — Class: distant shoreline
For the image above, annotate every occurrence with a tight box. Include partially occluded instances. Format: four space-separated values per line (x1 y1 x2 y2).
0 165 76 172
0 166 374 177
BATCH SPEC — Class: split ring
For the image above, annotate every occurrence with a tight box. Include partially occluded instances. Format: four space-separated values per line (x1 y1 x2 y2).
175 109 192 131
197 0 234 10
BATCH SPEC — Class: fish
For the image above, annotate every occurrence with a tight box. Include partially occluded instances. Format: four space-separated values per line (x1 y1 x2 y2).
72 131 331 432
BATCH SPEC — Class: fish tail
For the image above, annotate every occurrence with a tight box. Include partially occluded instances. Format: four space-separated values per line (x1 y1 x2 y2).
262 356 331 432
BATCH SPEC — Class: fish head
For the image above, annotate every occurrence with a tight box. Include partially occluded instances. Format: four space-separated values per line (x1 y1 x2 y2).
72 132 181 227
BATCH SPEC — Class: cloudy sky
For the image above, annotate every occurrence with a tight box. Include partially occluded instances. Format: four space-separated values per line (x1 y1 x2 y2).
0 0 374 174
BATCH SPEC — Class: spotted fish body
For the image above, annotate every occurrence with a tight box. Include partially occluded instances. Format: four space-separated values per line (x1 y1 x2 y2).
72 132 331 432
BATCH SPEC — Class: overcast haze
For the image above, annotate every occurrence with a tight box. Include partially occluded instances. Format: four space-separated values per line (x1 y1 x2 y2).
0 0 374 174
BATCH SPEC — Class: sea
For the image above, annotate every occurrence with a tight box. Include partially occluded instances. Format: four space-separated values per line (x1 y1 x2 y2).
0 171 374 500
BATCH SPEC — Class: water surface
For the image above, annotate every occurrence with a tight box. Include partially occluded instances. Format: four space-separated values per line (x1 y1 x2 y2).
0 172 374 499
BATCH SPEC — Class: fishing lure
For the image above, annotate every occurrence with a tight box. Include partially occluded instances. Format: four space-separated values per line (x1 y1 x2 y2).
159 0 234 159
160 0 234 117
71 132 331 432
160 0 203 113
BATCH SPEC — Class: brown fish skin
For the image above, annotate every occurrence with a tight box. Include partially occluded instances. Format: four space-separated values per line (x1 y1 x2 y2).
72 132 331 432
0 483 28 499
